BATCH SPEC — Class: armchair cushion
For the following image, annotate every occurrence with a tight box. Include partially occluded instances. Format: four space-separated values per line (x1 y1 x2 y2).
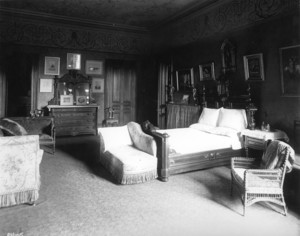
0 135 43 207
127 121 157 156
0 118 28 136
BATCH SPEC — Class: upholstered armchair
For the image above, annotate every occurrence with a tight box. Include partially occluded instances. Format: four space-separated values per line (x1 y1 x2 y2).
231 140 295 216
0 135 43 208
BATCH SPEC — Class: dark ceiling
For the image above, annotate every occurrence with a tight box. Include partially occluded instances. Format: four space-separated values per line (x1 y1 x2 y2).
1 0 219 29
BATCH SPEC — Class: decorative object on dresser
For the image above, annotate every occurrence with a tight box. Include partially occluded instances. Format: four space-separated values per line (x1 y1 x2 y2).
48 105 98 137
48 70 94 106
243 53 265 81
231 140 295 216
241 128 289 157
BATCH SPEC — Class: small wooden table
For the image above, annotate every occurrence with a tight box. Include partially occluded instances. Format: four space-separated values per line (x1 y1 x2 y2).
241 129 289 157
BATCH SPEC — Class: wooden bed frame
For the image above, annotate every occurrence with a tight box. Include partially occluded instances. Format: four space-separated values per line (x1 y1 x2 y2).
147 88 254 182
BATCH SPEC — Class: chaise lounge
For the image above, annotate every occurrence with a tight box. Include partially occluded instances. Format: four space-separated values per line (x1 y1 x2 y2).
98 121 157 184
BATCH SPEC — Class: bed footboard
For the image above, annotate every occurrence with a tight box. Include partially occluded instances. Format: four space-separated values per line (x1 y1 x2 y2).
150 131 170 182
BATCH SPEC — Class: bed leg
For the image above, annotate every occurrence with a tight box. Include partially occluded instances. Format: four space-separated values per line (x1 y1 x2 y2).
159 168 169 182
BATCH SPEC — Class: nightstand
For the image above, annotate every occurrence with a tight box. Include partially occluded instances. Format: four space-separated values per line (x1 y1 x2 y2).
241 129 289 157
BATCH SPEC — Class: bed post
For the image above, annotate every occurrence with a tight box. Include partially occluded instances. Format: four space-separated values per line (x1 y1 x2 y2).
160 133 170 182
150 131 170 182
201 85 207 108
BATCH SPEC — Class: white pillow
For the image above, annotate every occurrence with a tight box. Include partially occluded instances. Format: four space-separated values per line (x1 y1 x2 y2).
217 108 248 131
98 125 133 152
198 108 220 127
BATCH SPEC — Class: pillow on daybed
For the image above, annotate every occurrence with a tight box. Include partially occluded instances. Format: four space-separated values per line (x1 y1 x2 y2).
98 125 133 152
217 108 247 131
198 108 220 127
0 118 28 136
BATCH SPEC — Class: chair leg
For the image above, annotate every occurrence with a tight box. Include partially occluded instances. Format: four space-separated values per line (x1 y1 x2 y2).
243 193 247 216
281 195 288 216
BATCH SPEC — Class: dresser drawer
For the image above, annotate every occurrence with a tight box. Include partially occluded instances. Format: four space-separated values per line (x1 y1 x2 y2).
49 105 98 137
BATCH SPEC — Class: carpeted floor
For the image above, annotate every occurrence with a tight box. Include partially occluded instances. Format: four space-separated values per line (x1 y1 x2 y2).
0 135 299 236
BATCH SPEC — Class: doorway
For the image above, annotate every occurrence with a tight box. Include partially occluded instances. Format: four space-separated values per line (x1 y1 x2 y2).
4 52 37 117
105 60 136 125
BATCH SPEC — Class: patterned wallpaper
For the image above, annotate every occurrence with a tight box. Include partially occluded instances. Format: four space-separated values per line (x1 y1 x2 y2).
0 19 151 55
156 0 299 47
0 0 298 54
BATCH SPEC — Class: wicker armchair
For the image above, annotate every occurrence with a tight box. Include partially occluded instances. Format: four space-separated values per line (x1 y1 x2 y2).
231 140 295 216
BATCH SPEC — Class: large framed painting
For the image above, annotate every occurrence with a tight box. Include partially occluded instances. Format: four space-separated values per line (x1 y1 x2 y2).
175 68 194 92
280 45 300 97
243 53 265 81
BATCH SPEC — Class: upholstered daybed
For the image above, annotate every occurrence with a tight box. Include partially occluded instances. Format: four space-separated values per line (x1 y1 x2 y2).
98 122 157 185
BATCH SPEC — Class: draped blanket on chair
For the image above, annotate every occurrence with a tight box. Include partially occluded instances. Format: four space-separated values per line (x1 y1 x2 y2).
260 140 295 172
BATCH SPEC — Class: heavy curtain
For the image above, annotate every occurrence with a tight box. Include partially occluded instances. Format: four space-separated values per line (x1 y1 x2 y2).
157 63 169 129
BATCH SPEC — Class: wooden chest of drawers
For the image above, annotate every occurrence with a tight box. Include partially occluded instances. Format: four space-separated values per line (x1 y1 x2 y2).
48 105 98 137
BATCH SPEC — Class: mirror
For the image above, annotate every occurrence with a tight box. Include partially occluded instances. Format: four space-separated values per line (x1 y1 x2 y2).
48 70 94 105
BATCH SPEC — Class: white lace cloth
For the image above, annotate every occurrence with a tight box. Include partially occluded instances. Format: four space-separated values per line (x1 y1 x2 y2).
241 129 289 142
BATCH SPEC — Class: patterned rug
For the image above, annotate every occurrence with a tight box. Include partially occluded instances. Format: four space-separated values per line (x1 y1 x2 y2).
0 136 299 236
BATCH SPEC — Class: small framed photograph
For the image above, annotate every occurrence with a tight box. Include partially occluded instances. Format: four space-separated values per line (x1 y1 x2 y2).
280 45 300 97
175 68 194 92
76 96 87 105
86 60 104 75
92 78 104 93
60 95 73 106
243 53 265 81
40 78 53 92
67 53 81 70
199 62 215 81
44 57 60 75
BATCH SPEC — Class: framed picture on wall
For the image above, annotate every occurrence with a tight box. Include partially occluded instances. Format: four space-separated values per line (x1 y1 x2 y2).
199 62 215 81
92 78 104 93
44 57 60 75
86 60 104 75
40 78 53 92
67 53 81 70
280 45 300 97
175 68 194 92
243 53 265 81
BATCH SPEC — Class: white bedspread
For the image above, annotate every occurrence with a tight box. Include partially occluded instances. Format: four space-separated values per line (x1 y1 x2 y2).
156 124 243 155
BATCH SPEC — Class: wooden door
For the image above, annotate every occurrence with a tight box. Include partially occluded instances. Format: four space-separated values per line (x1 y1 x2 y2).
106 60 136 125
